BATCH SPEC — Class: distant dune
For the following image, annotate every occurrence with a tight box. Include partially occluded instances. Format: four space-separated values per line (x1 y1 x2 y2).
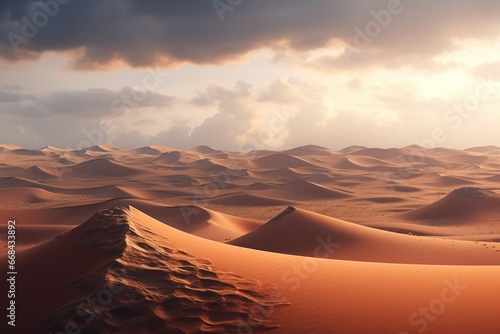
0 144 22 151
282 145 333 156
465 145 500 154
229 206 500 264
265 180 352 200
400 187 500 223
207 193 295 206
249 153 322 169
66 159 144 178
187 145 221 154
18 165 58 180
153 151 200 164
127 145 171 155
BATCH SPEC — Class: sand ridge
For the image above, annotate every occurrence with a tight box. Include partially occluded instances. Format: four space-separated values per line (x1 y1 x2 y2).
1 144 500 333
38 206 289 334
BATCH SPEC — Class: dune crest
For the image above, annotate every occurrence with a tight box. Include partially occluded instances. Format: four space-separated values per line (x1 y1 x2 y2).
401 187 500 223
230 206 500 264
40 206 289 333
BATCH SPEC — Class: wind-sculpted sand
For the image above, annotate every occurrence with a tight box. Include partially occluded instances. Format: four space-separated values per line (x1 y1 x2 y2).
1 144 499 333
38 207 289 334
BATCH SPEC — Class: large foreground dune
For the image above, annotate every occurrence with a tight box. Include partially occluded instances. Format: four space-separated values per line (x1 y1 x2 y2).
1 144 499 333
2 206 499 333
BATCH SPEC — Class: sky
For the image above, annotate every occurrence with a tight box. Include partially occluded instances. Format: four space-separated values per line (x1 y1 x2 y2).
1 0 500 151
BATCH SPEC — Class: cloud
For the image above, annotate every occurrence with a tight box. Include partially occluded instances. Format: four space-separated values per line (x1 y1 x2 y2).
2 76 499 150
472 61 500 81
1 0 500 70
0 86 176 118
0 85 178 149
0 88 29 103
151 79 331 150
153 81 261 149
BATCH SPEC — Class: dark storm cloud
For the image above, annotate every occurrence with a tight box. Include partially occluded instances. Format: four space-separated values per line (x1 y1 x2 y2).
1 0 500 69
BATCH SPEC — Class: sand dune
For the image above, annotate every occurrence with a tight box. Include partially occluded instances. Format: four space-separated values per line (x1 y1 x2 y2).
329 156 383 170
429 147 467 156
0 144 22 151
207 193 295 206
438 154 488 165
0 187 61 205
0 166 24 177
401 187 500 223
54 156 76 165
71 185 142 198
161 174 200 186
0 176 51 189
0 181 136 200
66 159 144 178
1 144 500 333
199 180 241 190
390 153 444 166
6 207 286 333
153 150 200 164
10 148 45 156
484 175 500 183
426 174 477 186
346 155 394 167
351 147 405 160
249 167 306 180
18 165 58 180
465 145 500 154
396 172 478 186
265 180 351 200
127 145 170 155
242 182 274 190
390 185 423 193
0 224 73 252
0 198 262 241
250 153 322 169
302 172 336 183
3 206 498 333
345 156 397 170
336 145 367 154
229 206 500 264
356 196 407 203
282 144 333 156
40 146 72 155
85 144 122 152
187 145 221 154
